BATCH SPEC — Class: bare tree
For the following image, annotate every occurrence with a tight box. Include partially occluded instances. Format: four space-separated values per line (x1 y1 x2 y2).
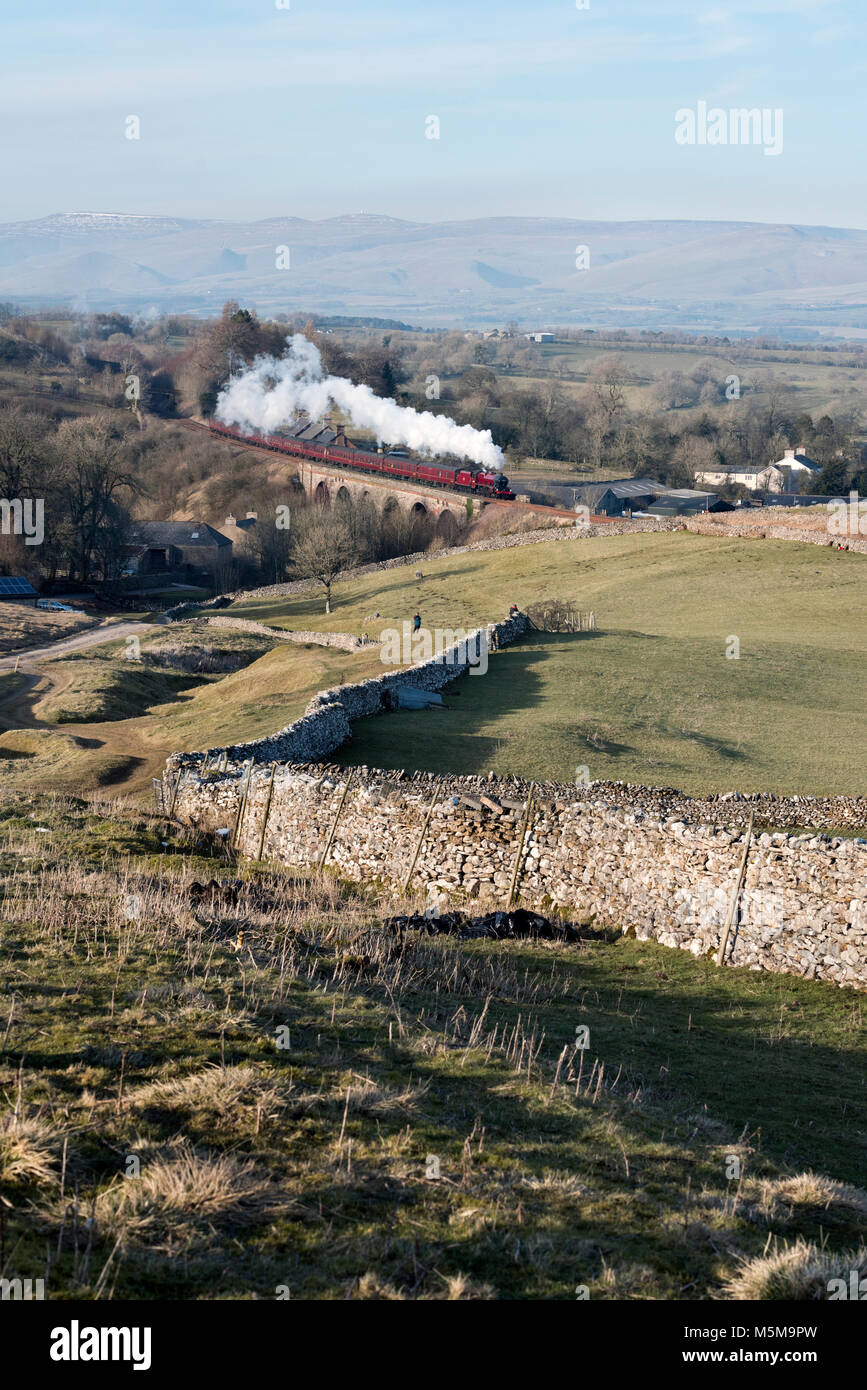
291 511 358 613
0 404 52 499
55 413 137 580
587 355 630 427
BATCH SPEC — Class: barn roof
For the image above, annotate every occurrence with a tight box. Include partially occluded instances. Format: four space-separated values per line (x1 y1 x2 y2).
127 521 231 548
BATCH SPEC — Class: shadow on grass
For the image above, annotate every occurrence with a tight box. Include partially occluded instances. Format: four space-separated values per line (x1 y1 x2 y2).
477 937 867 1187
333 634 566 775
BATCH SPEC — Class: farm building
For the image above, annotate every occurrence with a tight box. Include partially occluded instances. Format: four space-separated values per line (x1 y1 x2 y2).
645 488 722 517
691 453 816 492
572 478 718 517
277 419 356 449
123 521 232 576
0 575 38 605
772 447 822 477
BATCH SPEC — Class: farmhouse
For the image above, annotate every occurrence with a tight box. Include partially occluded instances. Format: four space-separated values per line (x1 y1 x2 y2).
696 448 821 494
222 512 258 546
772 446 822 478
694 462 786 493
123 521 232 577
278 418 356 449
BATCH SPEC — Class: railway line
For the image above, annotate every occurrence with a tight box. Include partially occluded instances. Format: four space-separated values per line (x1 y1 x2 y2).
179 417 591 521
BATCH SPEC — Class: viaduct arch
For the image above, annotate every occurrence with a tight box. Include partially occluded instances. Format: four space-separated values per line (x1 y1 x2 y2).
294 458 484 528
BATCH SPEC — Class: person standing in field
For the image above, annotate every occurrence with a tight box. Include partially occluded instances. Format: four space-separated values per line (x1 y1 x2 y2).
413 611 421 633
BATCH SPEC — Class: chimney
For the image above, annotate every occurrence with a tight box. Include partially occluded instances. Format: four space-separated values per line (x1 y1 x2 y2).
246 511 258 521
783 448 796 460
225 514 236 526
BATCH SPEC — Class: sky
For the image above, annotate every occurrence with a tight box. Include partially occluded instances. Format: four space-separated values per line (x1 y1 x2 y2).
2 0 865 228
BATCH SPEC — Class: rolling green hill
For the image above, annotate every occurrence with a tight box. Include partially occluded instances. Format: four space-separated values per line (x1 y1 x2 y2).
234 531 867 796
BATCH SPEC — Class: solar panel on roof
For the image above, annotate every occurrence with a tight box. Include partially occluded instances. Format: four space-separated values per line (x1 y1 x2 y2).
0 576 36 594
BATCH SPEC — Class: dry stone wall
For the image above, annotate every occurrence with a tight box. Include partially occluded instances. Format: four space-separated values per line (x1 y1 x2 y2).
685 516 867 553
164 598 866 990
204 615 376 652
166 612 529 771
171 763 867 990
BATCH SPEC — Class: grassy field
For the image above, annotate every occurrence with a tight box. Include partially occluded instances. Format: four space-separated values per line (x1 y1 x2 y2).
234 532 867 797
0 602 96 655
33 659 201 725
0 635 385 797
30 626 283 725
0 789 864 1301
507 339 867 423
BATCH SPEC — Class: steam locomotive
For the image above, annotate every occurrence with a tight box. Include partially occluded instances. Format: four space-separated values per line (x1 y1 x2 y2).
208 420 515 499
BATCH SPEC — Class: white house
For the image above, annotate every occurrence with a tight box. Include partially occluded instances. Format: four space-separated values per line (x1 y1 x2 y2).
696 446 823 494
695 463 786 493
771 446 822 478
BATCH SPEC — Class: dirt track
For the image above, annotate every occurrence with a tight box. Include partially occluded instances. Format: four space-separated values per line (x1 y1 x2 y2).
0 618 167 793
0 618 160 672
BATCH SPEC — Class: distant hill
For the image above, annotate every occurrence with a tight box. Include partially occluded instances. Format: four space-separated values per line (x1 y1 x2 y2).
2 211 867 336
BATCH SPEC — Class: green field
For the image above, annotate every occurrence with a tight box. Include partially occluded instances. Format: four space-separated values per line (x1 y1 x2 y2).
504 338 867 422
1 791 864 1300
0 631 385 797
234 532 867 797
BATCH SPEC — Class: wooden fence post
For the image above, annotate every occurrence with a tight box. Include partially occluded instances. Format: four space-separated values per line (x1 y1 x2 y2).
231 760 254 852
318 770 354 871
507 782 536 909
255 763 278 862
168 768 184 818
403 779 441 891
716 811 754 967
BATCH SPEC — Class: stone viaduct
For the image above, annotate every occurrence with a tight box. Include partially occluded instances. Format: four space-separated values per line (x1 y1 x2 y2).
291 455 486 544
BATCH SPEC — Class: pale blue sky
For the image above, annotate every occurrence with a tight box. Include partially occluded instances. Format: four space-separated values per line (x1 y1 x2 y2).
2 0 864 226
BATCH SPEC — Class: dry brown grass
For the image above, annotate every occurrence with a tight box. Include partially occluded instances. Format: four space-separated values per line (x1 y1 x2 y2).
758 1171 867 1219
723 1238 867 1300
0 1113 59 1187
0 602 96 655
130 1065 286 1126
94 1143 283 1238
3 787 866 1301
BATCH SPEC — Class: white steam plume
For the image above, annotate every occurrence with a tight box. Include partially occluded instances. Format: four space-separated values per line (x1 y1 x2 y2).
214 334 505 470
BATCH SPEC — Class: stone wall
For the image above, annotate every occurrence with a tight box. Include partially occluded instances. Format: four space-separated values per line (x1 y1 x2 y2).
164 589 867 990
171 762 867 990
204 615 376 652
166 612 530 772
684 516 867 553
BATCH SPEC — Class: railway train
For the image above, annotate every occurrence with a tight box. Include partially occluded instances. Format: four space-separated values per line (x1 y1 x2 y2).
208 419 515 499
